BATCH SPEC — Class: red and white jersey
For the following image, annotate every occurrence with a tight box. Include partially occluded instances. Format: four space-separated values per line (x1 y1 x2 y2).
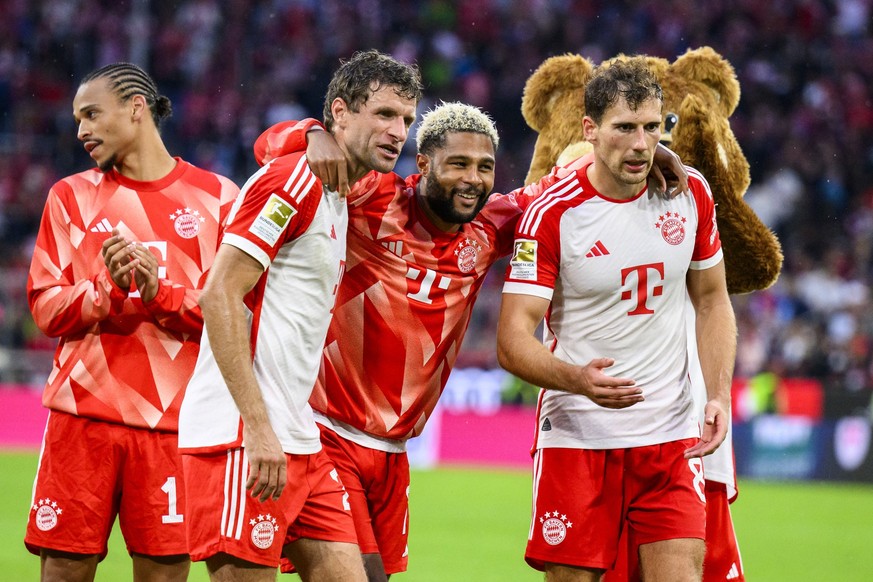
504 160 723 450
178 153 348 455
253 120 574 445
27 159 238 431
314 172 531 442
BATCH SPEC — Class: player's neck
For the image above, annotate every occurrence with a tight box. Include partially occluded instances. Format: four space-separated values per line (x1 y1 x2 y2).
114 139 176 182
586 162 642 200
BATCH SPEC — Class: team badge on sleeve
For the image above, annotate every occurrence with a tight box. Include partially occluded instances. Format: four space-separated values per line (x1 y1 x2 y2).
250 193 297 246
539 510 572 546
32 498 63 531
509 240 538 280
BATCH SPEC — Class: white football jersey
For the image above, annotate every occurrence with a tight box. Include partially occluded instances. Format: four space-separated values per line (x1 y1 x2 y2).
504 162 722 450
179 153 347 454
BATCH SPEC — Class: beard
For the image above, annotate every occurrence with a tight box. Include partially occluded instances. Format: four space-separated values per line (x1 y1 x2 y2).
98 154 118 173
423 175 489 226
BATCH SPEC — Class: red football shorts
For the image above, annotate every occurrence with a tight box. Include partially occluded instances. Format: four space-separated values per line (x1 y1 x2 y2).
288 424 410 574
604 480 744 582
183 447 357 567
25 411 187 558
701 481 744 581
525 439 706 572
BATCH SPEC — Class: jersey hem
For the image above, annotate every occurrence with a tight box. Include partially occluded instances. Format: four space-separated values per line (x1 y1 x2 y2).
535 430 699 450
314 412 407 453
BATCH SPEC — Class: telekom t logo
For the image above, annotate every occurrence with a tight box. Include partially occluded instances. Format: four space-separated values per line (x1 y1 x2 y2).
406 267 449 304
620 262 665 315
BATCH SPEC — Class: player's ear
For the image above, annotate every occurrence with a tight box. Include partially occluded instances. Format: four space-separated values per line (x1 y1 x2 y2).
582 115 598 144
416 152 430 175
130 94 148 123
330 98 349 129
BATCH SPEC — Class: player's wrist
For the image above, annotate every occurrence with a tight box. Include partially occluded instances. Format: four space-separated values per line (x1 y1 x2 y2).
706 396 730 414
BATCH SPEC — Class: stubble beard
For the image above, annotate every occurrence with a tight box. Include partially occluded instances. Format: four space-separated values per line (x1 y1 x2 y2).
98 154 117 173
615 157 652 189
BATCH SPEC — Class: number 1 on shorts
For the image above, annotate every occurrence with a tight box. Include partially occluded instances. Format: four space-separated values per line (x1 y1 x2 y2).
161 476 184 524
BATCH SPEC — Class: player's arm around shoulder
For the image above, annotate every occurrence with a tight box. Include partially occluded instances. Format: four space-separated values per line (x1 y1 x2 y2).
496 292 642 409
304 126 396 203
485 162 586 254
685 261 737 459
505 161 582 208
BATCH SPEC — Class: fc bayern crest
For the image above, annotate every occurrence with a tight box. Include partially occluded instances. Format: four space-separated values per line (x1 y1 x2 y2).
250 514 279 549
655 211 687 245
169 207 205 239
454 238 482 273
539 510 572 546
32 498 63 531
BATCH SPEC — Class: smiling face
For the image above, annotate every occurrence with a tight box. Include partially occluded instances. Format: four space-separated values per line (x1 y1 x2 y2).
583 95 662 199
72 78 140 172
331 84 417 182
416 131 496 232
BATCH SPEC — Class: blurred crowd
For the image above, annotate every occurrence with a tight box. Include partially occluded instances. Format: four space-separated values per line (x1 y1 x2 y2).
1 0 872 411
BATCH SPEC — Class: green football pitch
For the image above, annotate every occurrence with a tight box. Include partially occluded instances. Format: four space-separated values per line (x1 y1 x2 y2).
2 451 872 580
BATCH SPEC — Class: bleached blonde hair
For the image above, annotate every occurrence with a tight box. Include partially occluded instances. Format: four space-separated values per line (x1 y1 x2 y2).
416 102 499 155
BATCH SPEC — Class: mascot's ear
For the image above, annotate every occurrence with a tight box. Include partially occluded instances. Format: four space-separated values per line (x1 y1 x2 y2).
672 47 740 117
521 53 593 132
644 55 671 79
521 54 595 185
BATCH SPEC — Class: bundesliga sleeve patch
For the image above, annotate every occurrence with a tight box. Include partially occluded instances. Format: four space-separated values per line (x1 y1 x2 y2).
249 193 296 246
509 239 538 281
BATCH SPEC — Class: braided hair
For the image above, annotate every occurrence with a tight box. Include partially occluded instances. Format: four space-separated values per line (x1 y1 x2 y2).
81 62 172 127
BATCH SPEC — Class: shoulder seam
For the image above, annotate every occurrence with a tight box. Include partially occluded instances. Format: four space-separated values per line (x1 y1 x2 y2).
518 173 585 237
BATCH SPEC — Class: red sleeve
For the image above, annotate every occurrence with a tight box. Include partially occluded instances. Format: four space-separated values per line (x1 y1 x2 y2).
688 168 722 263
253 118 325 166
27 182 124 338
223 153 323 268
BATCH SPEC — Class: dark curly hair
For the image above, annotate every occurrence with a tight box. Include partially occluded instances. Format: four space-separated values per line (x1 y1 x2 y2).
322 50 423 131
584 57 663 124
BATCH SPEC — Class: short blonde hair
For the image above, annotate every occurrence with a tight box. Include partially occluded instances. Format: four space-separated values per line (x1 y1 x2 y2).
416 102 499 155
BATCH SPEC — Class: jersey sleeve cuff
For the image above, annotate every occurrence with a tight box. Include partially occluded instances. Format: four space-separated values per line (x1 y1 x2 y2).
293 118 325 151
141 279 170 312
690 248 723 271
100 270 130 313
502 281 554 301
222 233 271 271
